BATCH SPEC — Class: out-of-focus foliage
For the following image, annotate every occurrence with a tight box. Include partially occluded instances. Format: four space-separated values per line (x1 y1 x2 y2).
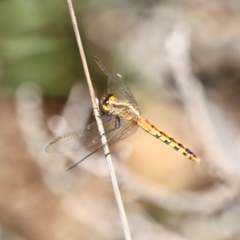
0 0 87 96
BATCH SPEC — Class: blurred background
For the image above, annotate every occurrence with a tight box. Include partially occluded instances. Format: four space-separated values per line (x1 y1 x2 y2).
1 0 240 239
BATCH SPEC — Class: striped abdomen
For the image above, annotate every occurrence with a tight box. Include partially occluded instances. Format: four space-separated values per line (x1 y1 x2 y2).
137 118 200 163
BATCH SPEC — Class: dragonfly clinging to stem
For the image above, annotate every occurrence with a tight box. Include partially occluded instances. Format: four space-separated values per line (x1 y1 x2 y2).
46 56 200 170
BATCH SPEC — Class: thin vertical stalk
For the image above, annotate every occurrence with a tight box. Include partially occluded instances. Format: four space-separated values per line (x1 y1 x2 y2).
65 1 132 239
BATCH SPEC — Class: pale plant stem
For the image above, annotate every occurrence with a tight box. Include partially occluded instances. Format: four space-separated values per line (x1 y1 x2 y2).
66 1 132 239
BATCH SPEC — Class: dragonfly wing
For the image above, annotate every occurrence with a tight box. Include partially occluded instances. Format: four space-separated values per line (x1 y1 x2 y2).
66 117 138 170
46 112 138 155
93 56 138 105
46 120 102 154
107 73 138 106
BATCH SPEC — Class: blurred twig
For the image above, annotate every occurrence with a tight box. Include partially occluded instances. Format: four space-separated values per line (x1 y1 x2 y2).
165 22 237 181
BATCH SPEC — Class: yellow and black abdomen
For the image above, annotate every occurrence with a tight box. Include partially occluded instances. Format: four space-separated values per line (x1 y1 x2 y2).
137 118 200 163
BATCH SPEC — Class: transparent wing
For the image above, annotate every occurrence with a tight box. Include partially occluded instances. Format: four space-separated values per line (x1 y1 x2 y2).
46 115 138 154
46 114 113 154
107 73 138 106
66 117 139 170
93 56 138 105
45 121 102 154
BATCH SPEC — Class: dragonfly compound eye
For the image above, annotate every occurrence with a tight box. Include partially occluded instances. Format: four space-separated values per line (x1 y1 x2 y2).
101 94 114 112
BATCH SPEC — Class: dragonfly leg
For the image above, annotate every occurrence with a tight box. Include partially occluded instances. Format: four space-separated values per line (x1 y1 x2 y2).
98 111 113 122
115 116 121 129
106 113 113 122
102 116 121 137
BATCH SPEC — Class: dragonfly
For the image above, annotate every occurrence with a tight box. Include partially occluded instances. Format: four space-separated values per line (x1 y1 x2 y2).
46 56 200 170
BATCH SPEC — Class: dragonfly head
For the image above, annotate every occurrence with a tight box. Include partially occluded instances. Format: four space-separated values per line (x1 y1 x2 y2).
100 94 117 113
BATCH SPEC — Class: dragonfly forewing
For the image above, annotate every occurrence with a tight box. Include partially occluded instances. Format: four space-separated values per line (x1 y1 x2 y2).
46 113 139 155
93 56 138 106
107 73 138 106
45 121 102 154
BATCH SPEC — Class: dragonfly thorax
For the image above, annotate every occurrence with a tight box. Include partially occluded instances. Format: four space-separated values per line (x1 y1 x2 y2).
100 93 141 122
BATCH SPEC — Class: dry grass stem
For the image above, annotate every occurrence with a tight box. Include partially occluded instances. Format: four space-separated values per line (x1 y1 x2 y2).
65 0 132 239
